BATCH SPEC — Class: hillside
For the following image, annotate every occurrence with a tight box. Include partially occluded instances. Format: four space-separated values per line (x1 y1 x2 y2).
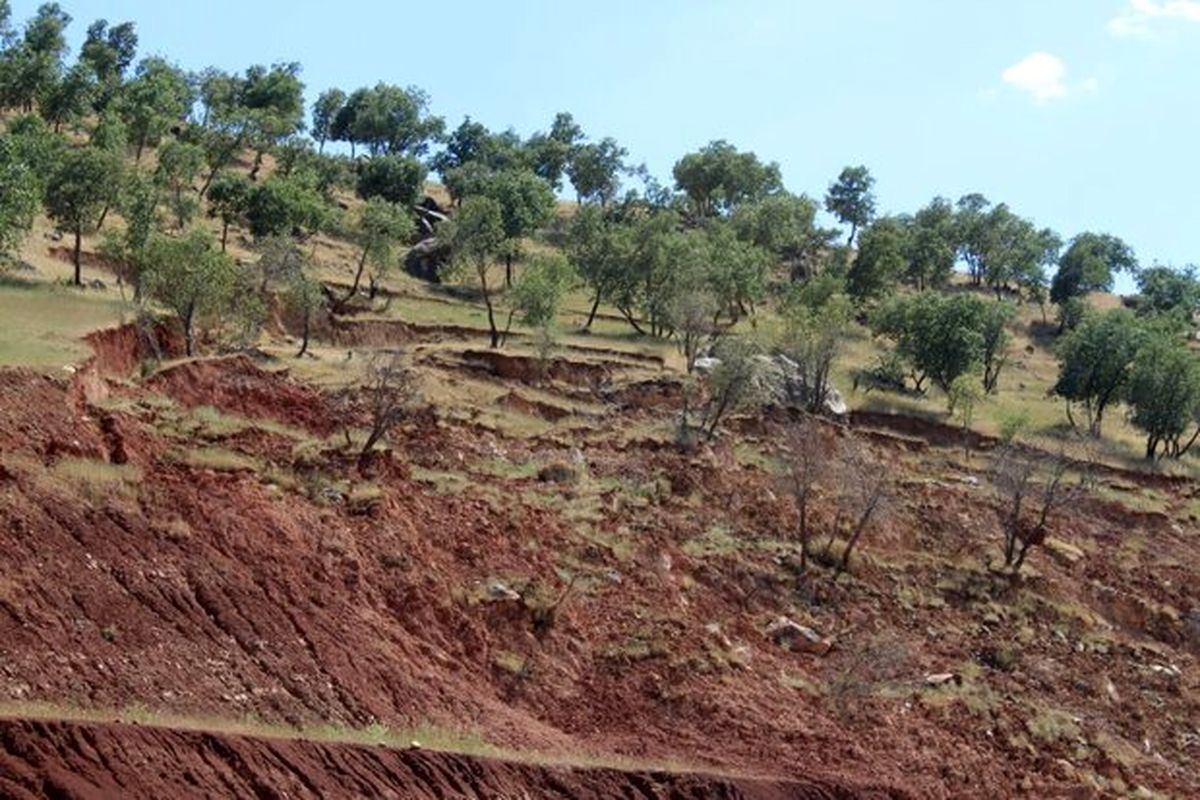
2 3 1200 798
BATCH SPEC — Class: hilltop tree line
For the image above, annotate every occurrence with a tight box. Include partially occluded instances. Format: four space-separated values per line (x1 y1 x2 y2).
0 2 1197 461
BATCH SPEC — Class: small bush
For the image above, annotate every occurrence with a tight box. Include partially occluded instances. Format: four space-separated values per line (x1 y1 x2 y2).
537 462 578 483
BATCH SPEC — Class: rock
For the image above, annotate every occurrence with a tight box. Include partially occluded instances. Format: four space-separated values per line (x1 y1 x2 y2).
404 237 449 283
1044 537 1085 566
486 581 521 602
765 616 832 655
14 260 36 273
696 352 847 416
1182 608 1200 649
924 672 962 687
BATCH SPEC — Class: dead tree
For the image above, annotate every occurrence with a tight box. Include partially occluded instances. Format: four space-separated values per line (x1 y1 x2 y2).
991 445 1092 575
782 416 830 572
358 352 419 470
832 442 892 582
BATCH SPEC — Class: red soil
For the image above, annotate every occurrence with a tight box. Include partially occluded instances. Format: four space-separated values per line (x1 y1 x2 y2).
0 335 1197 798
0 718 873 800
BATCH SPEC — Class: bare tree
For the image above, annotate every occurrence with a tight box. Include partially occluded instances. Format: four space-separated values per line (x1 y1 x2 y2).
991 445 1092 575
698 337 763 442
782 416 831 571
832 442 892 581
358 352 419 470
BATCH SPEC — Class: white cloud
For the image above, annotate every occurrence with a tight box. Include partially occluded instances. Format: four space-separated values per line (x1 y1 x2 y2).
1108 0 1200 38
1002 52 1069 103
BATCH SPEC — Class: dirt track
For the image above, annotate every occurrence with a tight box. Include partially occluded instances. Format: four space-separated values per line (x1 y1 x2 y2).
0 718 881 799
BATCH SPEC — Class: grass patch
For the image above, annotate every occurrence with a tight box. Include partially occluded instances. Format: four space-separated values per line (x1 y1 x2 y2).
171 447 260 472
0 278 127 367
681 525 743 559
50 457 141 504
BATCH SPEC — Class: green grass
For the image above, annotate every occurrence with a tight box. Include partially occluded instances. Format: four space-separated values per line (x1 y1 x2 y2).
49 457 142 504
171 447 260 472
0 277 127 366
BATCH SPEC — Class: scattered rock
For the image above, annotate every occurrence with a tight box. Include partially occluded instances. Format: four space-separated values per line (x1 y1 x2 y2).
487 581 521 602
765 617 832 655
924 672 962 687
1045 537 1085 566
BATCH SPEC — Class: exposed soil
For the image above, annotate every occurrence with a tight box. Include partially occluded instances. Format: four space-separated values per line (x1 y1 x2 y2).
0 331 1197 798
0 718 880 800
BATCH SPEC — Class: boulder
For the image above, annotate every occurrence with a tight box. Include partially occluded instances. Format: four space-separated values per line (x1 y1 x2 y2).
404 237 449 283
765 616 832 655
697 352 847 417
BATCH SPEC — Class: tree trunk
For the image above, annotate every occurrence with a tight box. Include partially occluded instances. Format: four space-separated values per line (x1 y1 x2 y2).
584 287 602 330
846 223 857 247
183 304 195 357
249 149 264 182
296 309 310 358
347 247 369 299
481 267 499 348
220 219 230 252
135 136 145 163
505 253 513 288
72 228 83 286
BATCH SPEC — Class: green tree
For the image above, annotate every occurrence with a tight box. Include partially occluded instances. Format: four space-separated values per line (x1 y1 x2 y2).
442 196 505 347
244 174 326 240
979 301 1015 394
1135 265 1200 322
347 197 414 299
1126 331 1200 459
337 82 443 157
310 87 345 153
1051 232 1137 305
39 63 93 131
0 131 40 267
285 263 324 357
141 228 242 356
872 293 990 394
955 193 992 286
1052 308 1145 436
78 18 136 110
564 204 632 330
567 137 626 206
44 146 122 285
904 197 958 290
355 153 427 207
525 111 583 190
119 56 191 160
502 251 575 346
825 165 876 246
847 216 907 303
206 172 251 251
97 170 158 294
89 111 127 152
672 140 782 218
0 3 71 112
239 62 305 180
481 168 555 286
947 373 983 458
971 204 1060 300
731 192 836 281
779 276 852 414
154 138 204 229
704 221 770 325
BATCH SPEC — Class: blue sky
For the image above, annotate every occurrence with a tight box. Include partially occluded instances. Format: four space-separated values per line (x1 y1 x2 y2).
12 0 1200 276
